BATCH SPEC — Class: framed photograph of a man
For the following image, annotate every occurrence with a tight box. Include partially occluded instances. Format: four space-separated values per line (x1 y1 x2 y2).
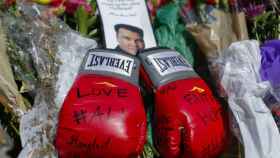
96 0 157 55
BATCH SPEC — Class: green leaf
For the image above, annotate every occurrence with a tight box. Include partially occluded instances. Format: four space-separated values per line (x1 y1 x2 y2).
87 15 97 27
219 0 229 11
90 0 97 13
251 10 280 42
141 142 159 158
88 29 98 37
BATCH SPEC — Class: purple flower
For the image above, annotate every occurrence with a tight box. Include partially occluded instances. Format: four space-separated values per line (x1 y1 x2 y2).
243 3 266 17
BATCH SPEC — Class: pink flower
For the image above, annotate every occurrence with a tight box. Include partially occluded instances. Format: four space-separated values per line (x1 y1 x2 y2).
64 0 92 15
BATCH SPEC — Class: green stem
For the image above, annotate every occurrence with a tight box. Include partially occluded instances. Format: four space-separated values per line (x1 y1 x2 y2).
75 6 89 36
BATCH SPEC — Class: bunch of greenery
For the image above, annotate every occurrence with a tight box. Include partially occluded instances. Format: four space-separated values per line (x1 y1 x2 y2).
250 11 280 42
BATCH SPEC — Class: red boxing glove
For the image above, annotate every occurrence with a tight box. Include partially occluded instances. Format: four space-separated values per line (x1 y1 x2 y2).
139 48 229 158
55 49 147 158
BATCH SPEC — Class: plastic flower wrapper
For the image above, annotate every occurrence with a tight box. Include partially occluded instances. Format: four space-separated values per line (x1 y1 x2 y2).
2 2 97 157
186 7 250 97
6 38 37 94
54 25 98 108
154 2 197 65
218 40 280 158
2 12 61 157
186 10 235 97
260 40 280 102
260 40 280 130
0 19 29 131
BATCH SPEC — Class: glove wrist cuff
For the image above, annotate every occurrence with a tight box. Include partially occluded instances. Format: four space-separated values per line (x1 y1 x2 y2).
80 49 141 86
138 48 198 88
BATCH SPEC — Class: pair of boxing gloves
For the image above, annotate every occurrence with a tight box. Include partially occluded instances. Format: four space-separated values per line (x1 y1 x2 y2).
55 48 229 158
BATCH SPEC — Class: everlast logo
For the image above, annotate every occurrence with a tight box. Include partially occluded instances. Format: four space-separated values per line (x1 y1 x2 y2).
85 52 134 77
153 55 187 73
147 51 192 76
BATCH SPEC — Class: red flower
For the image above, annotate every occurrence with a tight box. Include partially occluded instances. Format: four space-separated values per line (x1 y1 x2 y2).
50 0 63 7
206 0 217 5
4 0 16 7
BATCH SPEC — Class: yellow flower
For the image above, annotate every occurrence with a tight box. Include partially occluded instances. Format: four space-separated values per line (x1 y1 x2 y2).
33 0 52 5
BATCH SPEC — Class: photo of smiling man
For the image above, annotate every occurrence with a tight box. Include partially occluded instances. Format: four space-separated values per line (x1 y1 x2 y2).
114 24 145 56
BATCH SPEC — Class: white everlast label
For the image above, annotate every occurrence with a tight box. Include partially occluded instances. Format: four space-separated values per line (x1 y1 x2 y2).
147 51 193 76
85 52 134 77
